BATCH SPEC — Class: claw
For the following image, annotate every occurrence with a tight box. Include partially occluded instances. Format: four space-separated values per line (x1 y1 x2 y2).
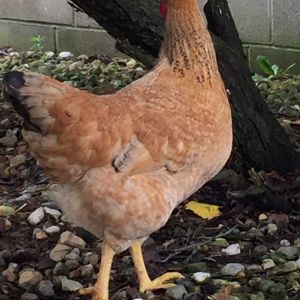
140 272 184 292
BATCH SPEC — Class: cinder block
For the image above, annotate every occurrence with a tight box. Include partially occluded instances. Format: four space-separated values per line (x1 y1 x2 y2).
56 27 123 57
227 0 271 44
272 0 300 48
0 0 73 25
248 45 300 74
0 20 55 51
75 11 100 28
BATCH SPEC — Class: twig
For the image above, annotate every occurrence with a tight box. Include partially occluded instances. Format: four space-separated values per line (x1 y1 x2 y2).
158 225 238 263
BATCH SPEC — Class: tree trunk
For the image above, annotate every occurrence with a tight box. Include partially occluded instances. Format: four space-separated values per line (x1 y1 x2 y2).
69 0 300 174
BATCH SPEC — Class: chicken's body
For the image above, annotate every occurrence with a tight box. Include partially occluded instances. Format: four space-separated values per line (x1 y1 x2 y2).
3 0 232 298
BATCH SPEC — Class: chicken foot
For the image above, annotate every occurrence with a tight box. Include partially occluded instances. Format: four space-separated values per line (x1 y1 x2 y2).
130 241 184 292
80 242 115 300
80 240 183 299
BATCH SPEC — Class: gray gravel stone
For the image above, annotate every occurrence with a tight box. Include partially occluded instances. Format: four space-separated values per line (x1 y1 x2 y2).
38 279 55 297
262 259 276 270
2 262 19 282
0 256 5 267
53 262 70 275
165 285 187 299
269 261 299 275
79 264 94 277
82 252 99 265
221 263 245 276
59 231 86 249
44 207 62 219
294 237 300 247
253 245 268 255
69 264 94 278
18 270 43 289
21 292 39 300
0 250 11 260
65 251 81 262
65 259 80 270
245 264 262 273
61 277 83 292
277 246 299 260
49 244 72 262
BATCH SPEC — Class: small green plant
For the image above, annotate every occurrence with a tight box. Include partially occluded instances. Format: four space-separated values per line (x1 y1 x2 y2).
256 55 296 77
31 35 45 53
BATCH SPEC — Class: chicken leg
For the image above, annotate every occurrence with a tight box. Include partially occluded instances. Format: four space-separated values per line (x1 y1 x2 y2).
80 242 115 300
130 241 184 292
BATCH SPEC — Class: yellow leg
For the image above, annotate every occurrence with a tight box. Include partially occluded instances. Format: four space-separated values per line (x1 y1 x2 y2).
80 242 115 300
130 241 184 293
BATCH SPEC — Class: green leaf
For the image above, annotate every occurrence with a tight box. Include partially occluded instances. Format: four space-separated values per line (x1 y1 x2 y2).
257 55 275 75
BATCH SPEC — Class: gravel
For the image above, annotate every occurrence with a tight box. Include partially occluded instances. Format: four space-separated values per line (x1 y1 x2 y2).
221 263 245 276
38 280 55 297
18 270 43 289
166 285 187 299
49 244 72 262
61 277 83 292
59 231 86 249
27 207 45 226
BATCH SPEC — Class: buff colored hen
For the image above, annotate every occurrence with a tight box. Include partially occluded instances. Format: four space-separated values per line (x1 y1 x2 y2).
3 0 232 299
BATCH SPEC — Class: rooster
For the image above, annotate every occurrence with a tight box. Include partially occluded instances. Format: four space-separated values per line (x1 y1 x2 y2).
3 0 232 299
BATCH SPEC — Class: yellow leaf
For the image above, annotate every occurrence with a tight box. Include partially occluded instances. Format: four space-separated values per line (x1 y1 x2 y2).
185 201 221 219
0 205 16 217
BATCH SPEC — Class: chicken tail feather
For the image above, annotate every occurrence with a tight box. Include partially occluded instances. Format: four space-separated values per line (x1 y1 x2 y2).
3 71 39 131
3 71 68 133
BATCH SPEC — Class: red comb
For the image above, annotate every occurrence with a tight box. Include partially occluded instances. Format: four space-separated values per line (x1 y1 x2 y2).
160 0 168 19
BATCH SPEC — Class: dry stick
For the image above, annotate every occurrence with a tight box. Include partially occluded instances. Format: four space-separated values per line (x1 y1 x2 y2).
159 225 238 263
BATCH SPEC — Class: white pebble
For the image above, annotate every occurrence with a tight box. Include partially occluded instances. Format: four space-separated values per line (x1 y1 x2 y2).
221 243 241 255
192 272 211 283
45 226 60 234
58 51 73 59
280 239 290 247
27 208 45 226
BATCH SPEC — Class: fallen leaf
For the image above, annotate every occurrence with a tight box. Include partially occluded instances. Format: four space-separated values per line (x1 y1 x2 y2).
0 205 16 217
185 201 221 219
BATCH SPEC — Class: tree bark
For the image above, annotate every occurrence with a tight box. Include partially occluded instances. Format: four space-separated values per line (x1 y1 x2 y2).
69 0 300 174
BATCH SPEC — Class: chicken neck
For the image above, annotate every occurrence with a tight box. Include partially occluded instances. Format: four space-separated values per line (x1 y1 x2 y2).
161 0 220 83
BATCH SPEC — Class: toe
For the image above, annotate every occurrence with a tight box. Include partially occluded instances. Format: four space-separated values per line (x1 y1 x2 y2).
140 272 184 292
79 287 94 295
152 272 184 285
79 287 108 300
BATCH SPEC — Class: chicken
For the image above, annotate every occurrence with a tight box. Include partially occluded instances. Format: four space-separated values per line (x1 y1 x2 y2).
2 0 232 299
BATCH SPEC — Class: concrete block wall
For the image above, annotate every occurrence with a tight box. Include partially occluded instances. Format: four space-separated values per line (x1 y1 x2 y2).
227 0 300 74
0 0 121 57
0 0 299 73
